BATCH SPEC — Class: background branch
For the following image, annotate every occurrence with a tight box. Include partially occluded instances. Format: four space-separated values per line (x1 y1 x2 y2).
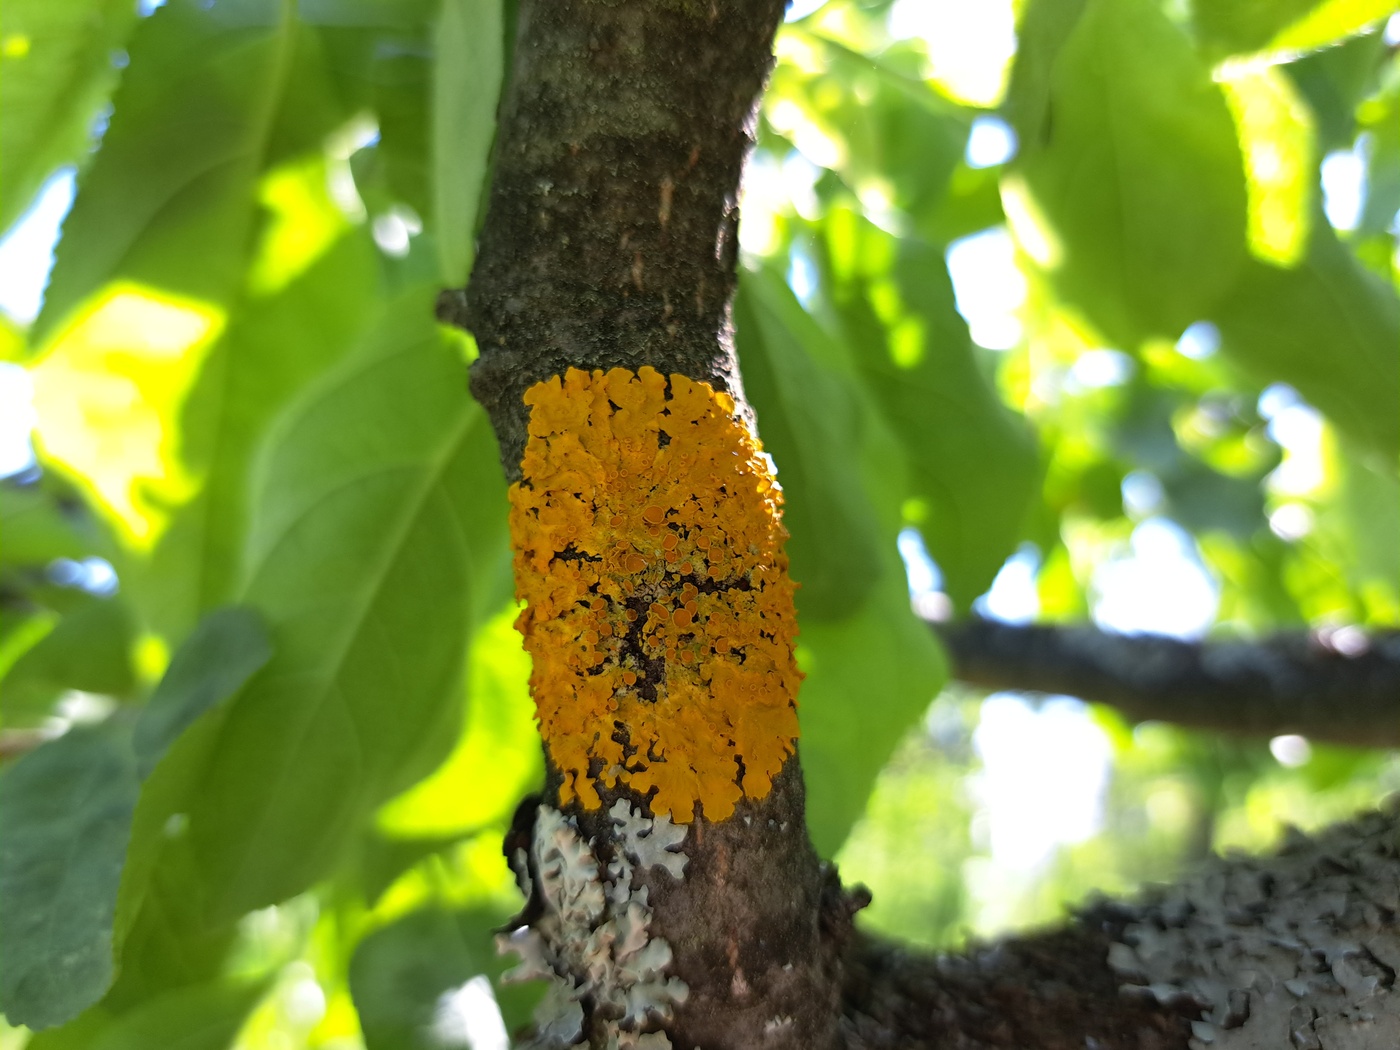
932 617 1400 748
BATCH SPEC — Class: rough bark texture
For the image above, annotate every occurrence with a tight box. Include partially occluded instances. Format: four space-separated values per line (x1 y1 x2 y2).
446 2 1400 1048
443 0 780 479
448 1 848 1046
842 921 1194 1049
842 799 1400 1049
935 618 1400 749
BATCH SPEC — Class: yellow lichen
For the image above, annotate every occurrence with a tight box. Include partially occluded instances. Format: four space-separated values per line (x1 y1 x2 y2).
509 366 802 822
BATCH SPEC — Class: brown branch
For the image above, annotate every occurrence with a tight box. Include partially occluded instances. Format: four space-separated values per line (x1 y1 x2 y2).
932 617 1400 748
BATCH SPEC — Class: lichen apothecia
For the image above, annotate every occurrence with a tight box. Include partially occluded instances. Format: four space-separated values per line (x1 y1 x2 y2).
509 366 802 822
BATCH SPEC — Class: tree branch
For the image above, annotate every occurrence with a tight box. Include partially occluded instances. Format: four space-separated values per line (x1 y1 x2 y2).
842 799 1400 1048
932 617 1400 748
444 2 852 1047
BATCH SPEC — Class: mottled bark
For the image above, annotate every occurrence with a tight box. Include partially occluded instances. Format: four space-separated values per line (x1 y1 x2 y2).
442 3 1400 1049
935 618 1400 749
443 0 777 480
844 800 1400 1049
444 1 849 1047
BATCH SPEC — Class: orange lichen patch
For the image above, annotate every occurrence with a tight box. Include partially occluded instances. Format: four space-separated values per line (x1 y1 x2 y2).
508 366 802 822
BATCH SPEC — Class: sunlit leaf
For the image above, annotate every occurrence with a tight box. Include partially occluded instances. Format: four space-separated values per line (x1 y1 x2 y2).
33 0 350 344
1007 0 1247 345
1219 67 1316 267
137 223 379 640
29 286 224 549
245 155 354 297
1268 0 1398 54
778 33 973 221
1192 0 1395 58
432 0 503 285
179 288 509 917
0 0 135 235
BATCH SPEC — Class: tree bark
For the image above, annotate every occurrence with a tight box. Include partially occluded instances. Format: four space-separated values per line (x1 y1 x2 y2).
444 1 853 1046
841 800 1400 1050
934 618 1400 749
442 2 1400 1048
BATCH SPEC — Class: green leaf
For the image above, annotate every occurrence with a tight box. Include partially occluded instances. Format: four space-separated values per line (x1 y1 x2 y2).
735 270 945 854
1007 0 1247 346
0 481 104 570
1161 459 1268 540
0 598 138 725
826 218 1041 608
137 227 380 640
0 724 139 1030
181 287 509 917
432 0 504 285
376 602 540 839
1190 0 1395 61
1267 0 1398 54
0 0 135 235
349 906 538 1048
797 563 947 857
1335 444 1400 594
24 980 266 1050
779 34 972 222
1211 225 1400 463
132 607 270 779
0 602 275 1029
1283 29 1388 153
1190 0 1321 54
735 273 884 620
86 981 265 1050
33 0 348 344
302 0 440 221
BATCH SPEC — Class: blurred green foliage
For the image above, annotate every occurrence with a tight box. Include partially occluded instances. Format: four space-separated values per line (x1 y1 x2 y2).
0 0 1397 1045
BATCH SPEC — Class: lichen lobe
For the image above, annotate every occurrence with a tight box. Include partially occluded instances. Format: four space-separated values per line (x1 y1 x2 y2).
1108 803 1400 1049
509 366 802 822
500 804 691 1050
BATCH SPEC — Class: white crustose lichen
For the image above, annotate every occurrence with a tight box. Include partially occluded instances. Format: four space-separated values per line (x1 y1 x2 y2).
499 802 691 1049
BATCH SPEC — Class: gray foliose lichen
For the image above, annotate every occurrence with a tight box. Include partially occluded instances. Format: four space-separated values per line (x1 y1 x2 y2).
1106 800 1400 1049
498 801 691 1050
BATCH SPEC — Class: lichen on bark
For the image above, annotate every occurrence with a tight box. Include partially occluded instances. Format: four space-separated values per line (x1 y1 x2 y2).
509 366 802 822
446 0 849 1046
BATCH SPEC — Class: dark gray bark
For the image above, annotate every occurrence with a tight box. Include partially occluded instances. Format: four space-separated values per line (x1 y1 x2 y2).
441 0 777 480
935 618 1400 749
